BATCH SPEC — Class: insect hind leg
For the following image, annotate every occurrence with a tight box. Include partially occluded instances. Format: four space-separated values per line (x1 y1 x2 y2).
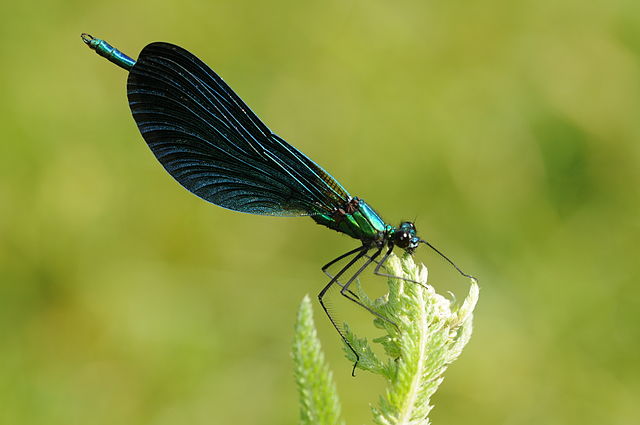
321 245 365 298
318 246 369 376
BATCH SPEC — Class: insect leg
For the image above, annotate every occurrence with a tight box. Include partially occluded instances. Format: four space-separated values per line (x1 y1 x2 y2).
419 239 476 280
339 245 399 329
321 245 364 297
373 245 428 288
318 246 370 376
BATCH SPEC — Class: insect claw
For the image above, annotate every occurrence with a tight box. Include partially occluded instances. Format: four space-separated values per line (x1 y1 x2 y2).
81 33 94 45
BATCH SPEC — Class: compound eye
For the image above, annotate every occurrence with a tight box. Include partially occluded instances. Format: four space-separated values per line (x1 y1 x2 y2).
399 221 411 230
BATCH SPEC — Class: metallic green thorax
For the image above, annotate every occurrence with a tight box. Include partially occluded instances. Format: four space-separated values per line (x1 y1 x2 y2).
312 198 390 243
81 34 135 71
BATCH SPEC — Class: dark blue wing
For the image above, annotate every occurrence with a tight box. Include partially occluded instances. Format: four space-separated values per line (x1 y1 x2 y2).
126 42 350 216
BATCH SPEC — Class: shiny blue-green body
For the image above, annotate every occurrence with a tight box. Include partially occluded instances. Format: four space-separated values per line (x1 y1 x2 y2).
82 34 135 70
81 34 400 249
312 198 390 243
82 34 396 247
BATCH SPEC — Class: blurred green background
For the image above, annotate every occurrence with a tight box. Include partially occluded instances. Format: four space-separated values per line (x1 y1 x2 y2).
1 0 639 424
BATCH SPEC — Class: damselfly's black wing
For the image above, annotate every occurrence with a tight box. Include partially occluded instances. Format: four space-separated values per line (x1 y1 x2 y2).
127 42 350 216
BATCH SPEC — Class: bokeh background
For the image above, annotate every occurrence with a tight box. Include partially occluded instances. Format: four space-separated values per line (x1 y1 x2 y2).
1 0 639 424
